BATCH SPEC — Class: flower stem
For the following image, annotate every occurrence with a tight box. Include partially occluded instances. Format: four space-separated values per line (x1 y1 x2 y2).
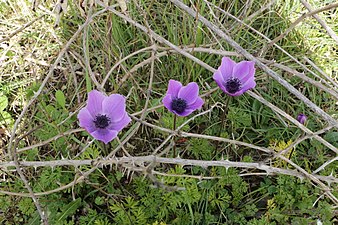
173 114 177 157
214 97 232 157
103 143 108 155
289 131 304 159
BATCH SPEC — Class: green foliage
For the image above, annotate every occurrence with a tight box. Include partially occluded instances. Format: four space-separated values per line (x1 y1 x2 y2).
53 198 82 223
1 0 337 224
259 176 334 224
187 138 213 159
33 98 74 155
18 198 35 216
33 167 64 192
89 165 335 224
0 95 14 126
228 106 252 128
0 95 8 111
324 132 338 148
78 208 108 225
55 90 66 109
159 112 190 134
110 197 148 225
106 166 324 224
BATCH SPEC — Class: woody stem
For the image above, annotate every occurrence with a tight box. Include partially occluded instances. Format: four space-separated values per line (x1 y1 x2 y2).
214 97 231 157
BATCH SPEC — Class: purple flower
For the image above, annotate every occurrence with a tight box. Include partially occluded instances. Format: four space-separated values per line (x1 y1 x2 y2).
162 80 204 117
297 113 307 125
213 57 256 96
77 90 131 144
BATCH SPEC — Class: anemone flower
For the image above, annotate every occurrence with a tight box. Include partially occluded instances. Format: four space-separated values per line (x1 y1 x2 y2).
213 57 256 96
162 80 204 117
297 113 307 125
78 90 131 144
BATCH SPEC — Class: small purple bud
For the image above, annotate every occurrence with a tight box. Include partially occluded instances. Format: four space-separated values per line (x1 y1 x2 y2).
297 113 307 125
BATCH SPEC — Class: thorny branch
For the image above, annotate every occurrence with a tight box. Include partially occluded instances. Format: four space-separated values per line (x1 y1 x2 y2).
1 156 338 192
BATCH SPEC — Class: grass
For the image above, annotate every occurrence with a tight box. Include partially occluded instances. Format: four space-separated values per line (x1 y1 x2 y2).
0 0 338 224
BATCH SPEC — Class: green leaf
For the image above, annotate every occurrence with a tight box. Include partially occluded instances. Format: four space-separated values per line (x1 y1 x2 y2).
188 138 213 159
5 50 15 57
55 90 66 108
324 132 338 147
228 107 252 128
18 198 35 215
0 95 8 111
27 211 40 225
95 196 104 206
0 111 13 126
56 198 82 222
195 22 203 46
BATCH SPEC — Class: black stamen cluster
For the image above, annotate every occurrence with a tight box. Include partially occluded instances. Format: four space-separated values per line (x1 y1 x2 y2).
94 114 111 129
171 98 187 113
225 78 242 93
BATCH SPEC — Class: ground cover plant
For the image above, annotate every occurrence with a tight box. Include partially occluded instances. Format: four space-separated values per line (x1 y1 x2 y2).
0 0 338 224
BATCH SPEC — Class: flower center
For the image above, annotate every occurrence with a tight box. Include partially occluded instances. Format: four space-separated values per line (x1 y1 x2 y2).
171 98 187 113
94 114 111 129
225 78 242 94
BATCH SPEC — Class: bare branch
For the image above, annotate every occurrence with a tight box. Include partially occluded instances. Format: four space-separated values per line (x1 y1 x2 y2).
1 156 338 187
300 0 338 44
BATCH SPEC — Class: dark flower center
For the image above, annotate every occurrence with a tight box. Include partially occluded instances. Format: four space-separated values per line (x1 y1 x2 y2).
171 98 187 113
94 114 111 129
225 78 242 94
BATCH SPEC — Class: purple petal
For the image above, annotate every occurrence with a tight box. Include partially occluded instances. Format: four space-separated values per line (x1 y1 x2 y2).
213 71 228 94
109 113 131 131
187 96 204 110
213 70 225 85
233 61 255 81
166 80 182 97
86 90 106 117
176 109 194 117
162 94 173 112
219 57 236 80
78 108 96 133
91 129 118 144
102 94 126 122
229 90 245 97
241 78 256 92
178 82 199 104
240 71 255 86
239 62 255 84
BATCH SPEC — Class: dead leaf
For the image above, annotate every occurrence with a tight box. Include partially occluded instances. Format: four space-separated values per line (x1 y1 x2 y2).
54 0 68 27
117 0 127 13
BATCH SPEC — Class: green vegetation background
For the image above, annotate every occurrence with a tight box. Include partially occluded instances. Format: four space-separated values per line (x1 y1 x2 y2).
0 0 337 224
